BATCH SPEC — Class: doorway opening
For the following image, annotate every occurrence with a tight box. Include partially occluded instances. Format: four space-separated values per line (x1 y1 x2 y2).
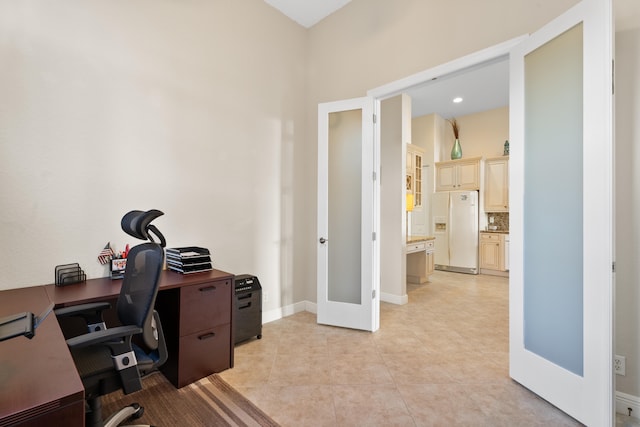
369 36 523 306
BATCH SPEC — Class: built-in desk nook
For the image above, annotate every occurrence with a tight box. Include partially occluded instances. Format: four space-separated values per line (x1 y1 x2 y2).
406 236 435 283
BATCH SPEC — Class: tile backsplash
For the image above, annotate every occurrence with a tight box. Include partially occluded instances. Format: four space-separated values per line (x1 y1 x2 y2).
486 212 509 231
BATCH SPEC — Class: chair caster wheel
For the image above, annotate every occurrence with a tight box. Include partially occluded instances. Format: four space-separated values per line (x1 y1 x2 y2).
257 334 262 339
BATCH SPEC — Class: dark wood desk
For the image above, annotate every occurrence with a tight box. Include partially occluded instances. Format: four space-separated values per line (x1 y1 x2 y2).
0 287 84 427
45 269 235 388
45 268 233 308
1 268 235 426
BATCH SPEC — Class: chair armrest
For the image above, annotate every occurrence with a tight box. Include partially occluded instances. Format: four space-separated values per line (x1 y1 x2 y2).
66 325 142 349
55 302 111 318
67 325 145 395
55 302 111 333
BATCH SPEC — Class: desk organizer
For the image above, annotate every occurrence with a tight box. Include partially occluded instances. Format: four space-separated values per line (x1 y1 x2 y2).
166 247 212 274
55 263 86 286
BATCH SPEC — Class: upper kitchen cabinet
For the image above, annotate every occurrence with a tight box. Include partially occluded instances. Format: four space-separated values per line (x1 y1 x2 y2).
435 157 481 192
407 144 425 208
484 156 509 212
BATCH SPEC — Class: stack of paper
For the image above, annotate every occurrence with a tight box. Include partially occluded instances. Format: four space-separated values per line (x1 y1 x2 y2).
165 247 212 274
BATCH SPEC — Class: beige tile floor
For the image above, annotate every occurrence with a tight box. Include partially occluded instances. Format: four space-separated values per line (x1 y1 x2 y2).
219 270 584 426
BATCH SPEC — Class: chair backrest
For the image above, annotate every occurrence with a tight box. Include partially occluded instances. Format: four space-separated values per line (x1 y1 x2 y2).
116 242 164 349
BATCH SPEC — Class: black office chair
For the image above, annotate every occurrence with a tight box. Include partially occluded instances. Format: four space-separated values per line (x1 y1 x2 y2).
55 209 167 427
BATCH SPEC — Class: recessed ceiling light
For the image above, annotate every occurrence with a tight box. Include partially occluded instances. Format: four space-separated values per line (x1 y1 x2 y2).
453 97 463 103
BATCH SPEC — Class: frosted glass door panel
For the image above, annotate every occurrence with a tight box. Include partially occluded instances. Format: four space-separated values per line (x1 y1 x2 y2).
328 109 362 305
523 24 583 375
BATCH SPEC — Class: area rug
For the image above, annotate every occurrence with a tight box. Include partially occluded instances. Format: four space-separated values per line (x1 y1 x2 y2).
101 372 279 426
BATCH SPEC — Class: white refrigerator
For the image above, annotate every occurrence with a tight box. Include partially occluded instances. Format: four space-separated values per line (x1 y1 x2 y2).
432 190 479 274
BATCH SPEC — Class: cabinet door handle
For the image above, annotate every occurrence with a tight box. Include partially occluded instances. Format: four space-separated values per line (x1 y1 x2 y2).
198 332 216 340
199 285 217 292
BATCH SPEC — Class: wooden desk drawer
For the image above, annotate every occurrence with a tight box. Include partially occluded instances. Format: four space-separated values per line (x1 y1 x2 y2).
406 241 426 253
180 279 231 335
178 324 231 387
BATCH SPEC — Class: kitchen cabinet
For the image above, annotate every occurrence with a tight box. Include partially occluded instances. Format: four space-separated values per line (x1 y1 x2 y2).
479 232 509 275
435 157 481 192
484 156 509 212
406 144 425 208
406 237 434 283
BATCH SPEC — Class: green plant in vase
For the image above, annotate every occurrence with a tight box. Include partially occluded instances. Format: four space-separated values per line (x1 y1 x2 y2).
448 118 462 160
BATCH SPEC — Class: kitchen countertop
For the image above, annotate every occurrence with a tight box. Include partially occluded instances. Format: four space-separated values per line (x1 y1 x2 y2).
481 230 509 234
407 235 435 243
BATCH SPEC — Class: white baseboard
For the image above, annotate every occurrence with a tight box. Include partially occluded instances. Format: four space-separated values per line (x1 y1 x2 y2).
380 292 408 305
265 296 411 325
305 301 317 314
262 301 308 324
617 391 640 418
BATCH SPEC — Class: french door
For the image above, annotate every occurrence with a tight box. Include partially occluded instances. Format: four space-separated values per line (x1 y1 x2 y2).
317 97 379 332
509 0 613 424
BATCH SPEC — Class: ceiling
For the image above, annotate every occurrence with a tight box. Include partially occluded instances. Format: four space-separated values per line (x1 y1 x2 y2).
263 0 352 28
405 57 509 119
266 0 638 119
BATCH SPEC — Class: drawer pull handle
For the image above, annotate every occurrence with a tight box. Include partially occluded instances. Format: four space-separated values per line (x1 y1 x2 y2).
199 286 217 292
238 293 252 300
198 332 216 340
239 302 252 310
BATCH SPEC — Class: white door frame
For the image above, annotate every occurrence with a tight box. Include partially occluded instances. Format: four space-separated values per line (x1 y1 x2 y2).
367 36 526 102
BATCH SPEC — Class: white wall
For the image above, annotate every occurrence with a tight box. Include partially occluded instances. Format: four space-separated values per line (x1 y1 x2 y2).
0 1 308 315
380 94 410 304
615 26 640 399
439 107 510 161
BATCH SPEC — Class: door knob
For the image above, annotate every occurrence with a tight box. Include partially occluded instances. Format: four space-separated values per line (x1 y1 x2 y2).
319 237 328 244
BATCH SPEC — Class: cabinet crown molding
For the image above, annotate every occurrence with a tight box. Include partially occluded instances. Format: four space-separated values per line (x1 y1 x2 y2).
435 156 483 166
485 155 509 161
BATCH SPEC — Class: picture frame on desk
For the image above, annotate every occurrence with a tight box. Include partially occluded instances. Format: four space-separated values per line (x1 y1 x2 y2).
110 258 126 280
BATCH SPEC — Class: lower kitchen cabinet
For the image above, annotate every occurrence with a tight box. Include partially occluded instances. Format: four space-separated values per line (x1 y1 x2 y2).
479 232 509 276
